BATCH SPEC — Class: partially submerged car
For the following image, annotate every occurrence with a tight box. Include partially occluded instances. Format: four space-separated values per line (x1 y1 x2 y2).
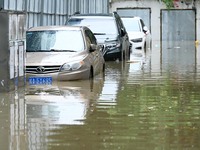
66 12 130 61
25 26 105 85
121 16 151 53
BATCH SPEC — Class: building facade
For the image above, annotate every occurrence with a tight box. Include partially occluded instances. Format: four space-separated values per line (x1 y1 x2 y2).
110 0 200 73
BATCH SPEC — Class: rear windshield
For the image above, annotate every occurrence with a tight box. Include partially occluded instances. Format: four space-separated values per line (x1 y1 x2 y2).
121 18 141 32
67 18 117 35
26 30 84 52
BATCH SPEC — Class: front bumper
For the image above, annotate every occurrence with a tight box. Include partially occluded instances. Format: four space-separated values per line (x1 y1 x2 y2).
103 46 122 61
26 68 90 82
130 41 143 50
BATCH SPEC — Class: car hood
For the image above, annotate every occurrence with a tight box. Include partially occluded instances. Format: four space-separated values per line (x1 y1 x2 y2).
95 34 118 44
26 52 85 66
127 31 144 39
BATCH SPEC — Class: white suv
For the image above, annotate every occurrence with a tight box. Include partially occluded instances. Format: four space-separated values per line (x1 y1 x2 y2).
121 16 151 53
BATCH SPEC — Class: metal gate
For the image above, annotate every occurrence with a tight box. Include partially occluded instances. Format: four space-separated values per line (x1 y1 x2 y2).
0 12 25 92
161 9 196 72
116 8 151 31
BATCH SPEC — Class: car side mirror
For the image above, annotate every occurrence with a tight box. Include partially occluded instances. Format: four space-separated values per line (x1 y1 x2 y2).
89 44 97 52
143 26 148 33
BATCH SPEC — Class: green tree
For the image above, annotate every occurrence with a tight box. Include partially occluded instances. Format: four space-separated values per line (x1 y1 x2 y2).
162 0 174 9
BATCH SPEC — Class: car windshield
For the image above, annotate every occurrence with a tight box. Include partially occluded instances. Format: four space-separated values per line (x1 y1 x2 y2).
67 18 118 34
121 18 141 32
26 30 84 52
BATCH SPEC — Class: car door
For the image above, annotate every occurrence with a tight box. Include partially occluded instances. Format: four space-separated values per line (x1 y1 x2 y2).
115 14 130 60
85 29 102 75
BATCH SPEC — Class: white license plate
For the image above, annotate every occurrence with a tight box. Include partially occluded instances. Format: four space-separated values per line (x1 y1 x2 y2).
29 77 52 85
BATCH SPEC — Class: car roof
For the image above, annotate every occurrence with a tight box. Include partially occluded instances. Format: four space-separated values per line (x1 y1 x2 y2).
72 13 113 17
69 16 115 20
27 25 86 32
68 12 120 19
69 14 115 20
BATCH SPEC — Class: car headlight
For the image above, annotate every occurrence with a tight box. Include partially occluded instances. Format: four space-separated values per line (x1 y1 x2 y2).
60 61 84 71
131 38 143 43
106 41 121 50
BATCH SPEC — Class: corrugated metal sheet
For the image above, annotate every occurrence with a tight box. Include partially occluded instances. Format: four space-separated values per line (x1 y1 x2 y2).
2 0 109 28
4 0 24 11
79 0 108 14
27 0 41 12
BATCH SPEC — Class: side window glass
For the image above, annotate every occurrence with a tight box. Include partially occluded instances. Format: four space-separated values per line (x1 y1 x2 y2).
85 29 97 44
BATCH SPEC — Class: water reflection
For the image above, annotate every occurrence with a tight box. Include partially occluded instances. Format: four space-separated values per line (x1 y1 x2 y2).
25 79 104 125
1 40 200 149
162 41 196 73
98 62 123 107
0 89 27 150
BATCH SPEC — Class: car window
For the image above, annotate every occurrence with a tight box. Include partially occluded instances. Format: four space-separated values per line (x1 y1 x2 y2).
115 14 126 34
67 18 118 35
85 29 97 44
121 18 141 32
26 30 84 52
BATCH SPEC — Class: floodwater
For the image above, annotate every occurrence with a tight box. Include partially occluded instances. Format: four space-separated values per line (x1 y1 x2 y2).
1 41 200 150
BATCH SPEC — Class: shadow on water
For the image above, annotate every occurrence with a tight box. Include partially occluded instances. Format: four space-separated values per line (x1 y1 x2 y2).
1 41 200 149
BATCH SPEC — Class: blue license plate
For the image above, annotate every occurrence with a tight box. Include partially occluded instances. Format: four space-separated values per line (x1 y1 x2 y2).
29 77 52 85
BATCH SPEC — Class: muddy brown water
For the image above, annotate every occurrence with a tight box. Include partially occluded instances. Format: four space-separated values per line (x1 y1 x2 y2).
1 42 200 150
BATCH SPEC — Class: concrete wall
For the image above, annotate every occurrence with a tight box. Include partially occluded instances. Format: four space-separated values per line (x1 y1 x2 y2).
110 0 200 72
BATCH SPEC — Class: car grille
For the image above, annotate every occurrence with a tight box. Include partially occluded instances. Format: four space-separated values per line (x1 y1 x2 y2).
26 66 61 74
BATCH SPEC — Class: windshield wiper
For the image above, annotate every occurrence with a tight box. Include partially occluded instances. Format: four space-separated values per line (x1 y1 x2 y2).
26 50 48 52
50 49 76 52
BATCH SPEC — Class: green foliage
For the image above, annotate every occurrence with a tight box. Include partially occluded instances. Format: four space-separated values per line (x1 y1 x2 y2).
162 0 174 9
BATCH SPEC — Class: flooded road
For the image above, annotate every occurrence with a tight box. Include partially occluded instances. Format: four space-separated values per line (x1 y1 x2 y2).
1 41 200 150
